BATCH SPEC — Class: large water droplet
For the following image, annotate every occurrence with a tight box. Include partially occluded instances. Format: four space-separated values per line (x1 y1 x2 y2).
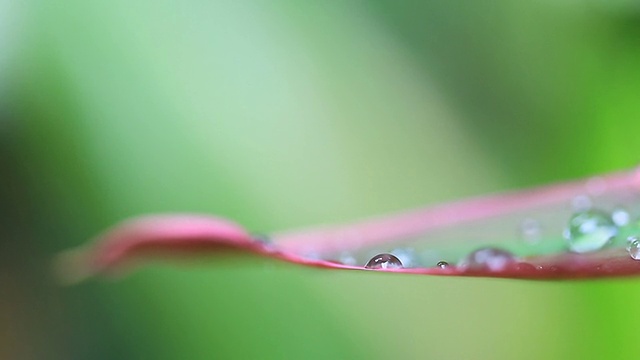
436 261 450 269
627 236 640 260
520 218 542 244
459 248 517 272
565 210 618 253
365 253 403 269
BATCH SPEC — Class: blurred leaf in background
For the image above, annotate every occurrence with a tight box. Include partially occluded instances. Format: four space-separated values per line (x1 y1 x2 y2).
2 0 640 359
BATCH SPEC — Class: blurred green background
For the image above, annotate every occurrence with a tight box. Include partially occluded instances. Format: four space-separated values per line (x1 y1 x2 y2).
2 1 640 359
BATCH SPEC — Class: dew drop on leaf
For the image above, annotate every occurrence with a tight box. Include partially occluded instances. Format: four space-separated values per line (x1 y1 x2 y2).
458 248 516 272
627 237 640 260
565 210 617 253
364 253 403 269
436 261 450 269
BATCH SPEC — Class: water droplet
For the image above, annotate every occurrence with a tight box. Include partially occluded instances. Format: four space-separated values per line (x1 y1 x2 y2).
520 218 542 244
627 236 640 260
571 195 592 211
612 207 631 227
365 253 403 270
458 247 517 272
565 210 618 253
436 261 450 269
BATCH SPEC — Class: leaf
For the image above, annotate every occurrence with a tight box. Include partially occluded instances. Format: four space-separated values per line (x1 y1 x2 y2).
58 168 640 282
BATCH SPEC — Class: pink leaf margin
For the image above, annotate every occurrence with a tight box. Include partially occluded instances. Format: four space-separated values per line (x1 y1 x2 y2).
56 168 640 283
54 214 350 284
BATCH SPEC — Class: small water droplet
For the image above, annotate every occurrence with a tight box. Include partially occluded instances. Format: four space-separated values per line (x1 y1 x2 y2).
565 210 618 253
436 261 450 269
458 247 517 272
571 195 593 211
365 253 403 270
612 207 631 227
520 218 542 244
627 236 640 260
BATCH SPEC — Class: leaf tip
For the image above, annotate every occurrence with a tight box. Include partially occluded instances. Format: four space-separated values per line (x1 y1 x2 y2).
52 247 96 286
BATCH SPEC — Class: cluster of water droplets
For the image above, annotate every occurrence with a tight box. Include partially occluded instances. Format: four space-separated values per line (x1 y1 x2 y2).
248 179 640 274
360 247 521 273
355 193 640 273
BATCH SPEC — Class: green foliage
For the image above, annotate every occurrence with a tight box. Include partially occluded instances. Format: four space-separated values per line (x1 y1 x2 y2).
2 1 640 358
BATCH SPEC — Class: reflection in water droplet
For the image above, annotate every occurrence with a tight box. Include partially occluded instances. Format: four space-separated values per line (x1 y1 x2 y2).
436 261 449 269
627 237 640 260
459 248 516 272
520 218 542 244
365 253 403 269
571 195 593 211
612 208 630 227
565 210 618 253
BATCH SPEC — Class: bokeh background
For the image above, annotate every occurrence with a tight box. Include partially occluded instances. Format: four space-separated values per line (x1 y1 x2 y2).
2 1 640 359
